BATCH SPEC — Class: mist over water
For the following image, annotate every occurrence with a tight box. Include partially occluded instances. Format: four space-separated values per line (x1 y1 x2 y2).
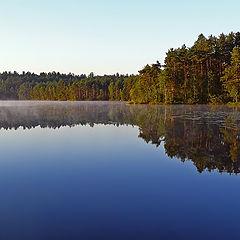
0 101 239 240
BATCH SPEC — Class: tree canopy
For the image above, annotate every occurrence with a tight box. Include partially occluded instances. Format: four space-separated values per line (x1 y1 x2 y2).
0 32 239 104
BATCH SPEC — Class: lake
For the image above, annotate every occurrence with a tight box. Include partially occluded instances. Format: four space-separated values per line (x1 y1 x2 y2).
0 101 239 240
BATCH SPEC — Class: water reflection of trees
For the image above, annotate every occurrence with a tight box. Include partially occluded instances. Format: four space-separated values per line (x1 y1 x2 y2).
0 102 239 174
130 105 240 174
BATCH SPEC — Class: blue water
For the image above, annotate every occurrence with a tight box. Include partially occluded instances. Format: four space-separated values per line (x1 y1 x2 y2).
0 101 239 240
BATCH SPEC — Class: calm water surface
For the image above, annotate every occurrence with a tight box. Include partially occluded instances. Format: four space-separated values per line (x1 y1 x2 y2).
0 101 239 240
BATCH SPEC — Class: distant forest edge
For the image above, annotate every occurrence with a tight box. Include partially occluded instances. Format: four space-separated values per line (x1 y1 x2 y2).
1 32 240 104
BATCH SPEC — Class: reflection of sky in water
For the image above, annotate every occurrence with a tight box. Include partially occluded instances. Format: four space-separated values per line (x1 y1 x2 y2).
0 102 239 239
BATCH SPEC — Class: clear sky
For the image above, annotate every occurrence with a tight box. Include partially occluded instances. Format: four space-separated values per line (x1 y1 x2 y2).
0 0 239 75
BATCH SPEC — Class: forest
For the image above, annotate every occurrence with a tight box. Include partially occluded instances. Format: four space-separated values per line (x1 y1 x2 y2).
0 32 240 104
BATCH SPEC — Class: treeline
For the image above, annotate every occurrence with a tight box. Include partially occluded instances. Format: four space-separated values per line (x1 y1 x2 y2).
0 32 240 103
131 32 240 104
0 71 134 101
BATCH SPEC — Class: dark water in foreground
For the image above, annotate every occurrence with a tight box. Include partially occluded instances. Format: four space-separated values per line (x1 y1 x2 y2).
0 101 239 240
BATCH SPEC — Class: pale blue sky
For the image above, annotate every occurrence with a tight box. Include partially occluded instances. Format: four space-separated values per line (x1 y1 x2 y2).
0 0 239 75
